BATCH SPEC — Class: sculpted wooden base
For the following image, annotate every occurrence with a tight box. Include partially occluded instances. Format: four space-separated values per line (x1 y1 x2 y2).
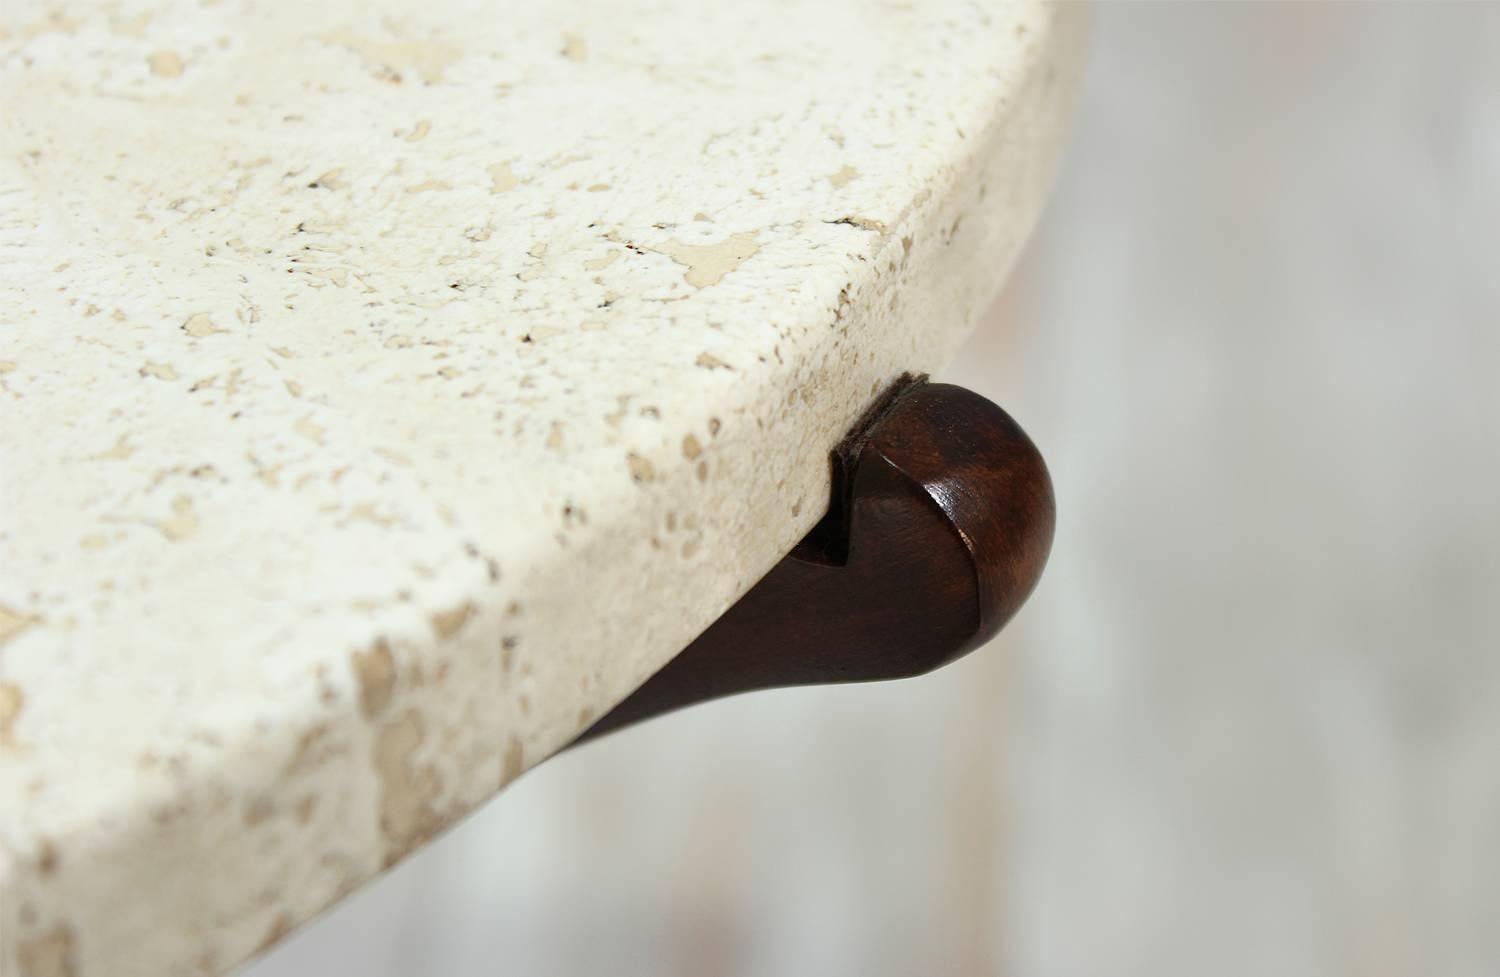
577 377 1056 743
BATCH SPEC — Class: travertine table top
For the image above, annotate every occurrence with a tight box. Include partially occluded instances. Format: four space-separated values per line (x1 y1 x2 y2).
0 2 1083 974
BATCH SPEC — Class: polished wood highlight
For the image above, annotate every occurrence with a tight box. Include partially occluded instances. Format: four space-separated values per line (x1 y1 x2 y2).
576 377 1055 743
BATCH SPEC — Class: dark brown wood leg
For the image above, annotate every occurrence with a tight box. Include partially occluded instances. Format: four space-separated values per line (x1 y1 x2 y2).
575 375 1055 744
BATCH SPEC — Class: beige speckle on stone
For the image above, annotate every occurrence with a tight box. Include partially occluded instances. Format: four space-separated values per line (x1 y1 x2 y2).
488 162 518 193
0 605 35 646
18 924 75 977
242 795 274 826
583 250 619 271
21 12 80 39
113 11 152 39
92 435 134 461
626 453 656 483
658 232 761 288
37 838 59 875
834 214 889 235
695 352 731 370
148 51 185 78
681 434 702 460
0 681 24 745
562 33 587 62
828 164 858 187
0 360 16 373
182 313 223 337
157 495 199 541
256 915 295 955
140 361 178 381
352 639 396 719
603 395 632 428
345 502 393 526
284 723 341 777
294 415 325 444
374 710 441 859
294 795 318 823
400 120 432 142
503 735 525 783
429 602 474 639
321 31 462 84
310 169 346 190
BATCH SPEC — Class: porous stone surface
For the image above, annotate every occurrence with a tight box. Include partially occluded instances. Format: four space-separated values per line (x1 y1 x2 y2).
0 1 1083 973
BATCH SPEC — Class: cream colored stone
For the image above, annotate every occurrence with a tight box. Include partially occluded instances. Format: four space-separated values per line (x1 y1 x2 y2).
0 2 1084 975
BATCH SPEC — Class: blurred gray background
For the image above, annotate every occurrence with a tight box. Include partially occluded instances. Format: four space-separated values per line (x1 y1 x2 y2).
250 4 1500 976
